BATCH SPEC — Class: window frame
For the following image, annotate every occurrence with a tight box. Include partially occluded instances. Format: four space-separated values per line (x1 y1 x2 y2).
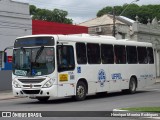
101 44 114 64
87 43 101 64
76 42 87 64
126 46 138 64
114 45 126 64
137 46 148 64
57 45 75 72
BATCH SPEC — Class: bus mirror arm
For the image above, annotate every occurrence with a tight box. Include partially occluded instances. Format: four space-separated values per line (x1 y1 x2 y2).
3 46 13 63
4 52 7 63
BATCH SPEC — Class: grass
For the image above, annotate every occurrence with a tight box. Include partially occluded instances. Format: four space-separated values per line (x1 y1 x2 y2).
120 107 160 113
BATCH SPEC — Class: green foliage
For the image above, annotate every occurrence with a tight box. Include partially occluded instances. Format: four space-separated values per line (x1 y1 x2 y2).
29 5 73 24
97 7 113 17
97 4 160 24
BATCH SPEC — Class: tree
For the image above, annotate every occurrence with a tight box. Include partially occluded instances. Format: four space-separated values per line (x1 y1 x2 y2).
29 5 73 24
97 4 160 24
97 7 113 17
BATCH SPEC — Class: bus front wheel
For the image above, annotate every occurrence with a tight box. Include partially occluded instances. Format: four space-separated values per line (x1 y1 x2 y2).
74 81 87 101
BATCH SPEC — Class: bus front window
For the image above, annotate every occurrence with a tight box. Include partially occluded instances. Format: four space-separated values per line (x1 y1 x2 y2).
13 47 55 76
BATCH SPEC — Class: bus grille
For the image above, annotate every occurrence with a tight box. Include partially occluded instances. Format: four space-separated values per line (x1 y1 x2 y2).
18 78 45 83
22 90 40 94
23 85 41 88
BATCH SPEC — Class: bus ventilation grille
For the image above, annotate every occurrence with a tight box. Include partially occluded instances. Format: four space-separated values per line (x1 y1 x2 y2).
18 78 45 83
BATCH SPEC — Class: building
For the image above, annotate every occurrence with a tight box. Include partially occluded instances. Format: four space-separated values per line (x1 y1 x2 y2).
131 17 160 76
0 0 31 90
79 14 134 40
0 0 88 70
79 14 160 77
0 0 88 90
0 0 32 70
32 20 88 35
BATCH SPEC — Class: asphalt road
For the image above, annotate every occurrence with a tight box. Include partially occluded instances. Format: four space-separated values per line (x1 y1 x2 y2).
0 83 160 120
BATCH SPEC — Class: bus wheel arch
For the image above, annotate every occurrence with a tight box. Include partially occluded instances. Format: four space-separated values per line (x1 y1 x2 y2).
77 78 88 93
74 78 88 101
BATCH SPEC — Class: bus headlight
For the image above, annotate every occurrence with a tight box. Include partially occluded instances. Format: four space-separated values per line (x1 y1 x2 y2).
13 81 21 88
42 79 53 88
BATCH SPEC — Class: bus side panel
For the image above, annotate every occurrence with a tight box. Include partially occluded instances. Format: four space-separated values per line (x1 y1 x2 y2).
146 64 156 86
136 64 148 89
107 64 122 91
76 65 110 94
57 84 75 97
57 71 75 97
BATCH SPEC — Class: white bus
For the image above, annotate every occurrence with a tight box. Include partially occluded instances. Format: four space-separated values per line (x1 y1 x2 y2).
12 34 156 102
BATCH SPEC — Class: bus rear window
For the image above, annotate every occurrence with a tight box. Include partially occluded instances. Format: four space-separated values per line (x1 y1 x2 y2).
147 47 154 64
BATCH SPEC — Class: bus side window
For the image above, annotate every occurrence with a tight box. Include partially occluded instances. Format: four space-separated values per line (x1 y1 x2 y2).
126 46 138 64
147 47 154 64
114 45 126 64
57 45 75 72
87 43 101 64
76 43 87 64
137 47 147 64
101 44 114 64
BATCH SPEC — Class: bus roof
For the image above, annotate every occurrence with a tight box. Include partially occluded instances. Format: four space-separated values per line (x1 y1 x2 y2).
16 34 152 47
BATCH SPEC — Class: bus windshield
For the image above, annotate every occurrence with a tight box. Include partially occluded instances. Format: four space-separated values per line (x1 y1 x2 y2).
13 47 55 76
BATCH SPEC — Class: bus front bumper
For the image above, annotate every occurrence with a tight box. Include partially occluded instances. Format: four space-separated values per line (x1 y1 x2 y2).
12 85 57 98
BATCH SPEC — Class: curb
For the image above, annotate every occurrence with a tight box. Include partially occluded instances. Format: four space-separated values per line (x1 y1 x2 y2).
0 96 25 101
113 108 160 119
0 97 19 101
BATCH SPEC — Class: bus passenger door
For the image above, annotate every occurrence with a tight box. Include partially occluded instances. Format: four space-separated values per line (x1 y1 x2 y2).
57 45 76 97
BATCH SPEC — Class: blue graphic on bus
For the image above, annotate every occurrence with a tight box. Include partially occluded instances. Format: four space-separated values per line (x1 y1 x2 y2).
98 69 106 87
112 73 122 80
32 69 36 75
77 67 81 73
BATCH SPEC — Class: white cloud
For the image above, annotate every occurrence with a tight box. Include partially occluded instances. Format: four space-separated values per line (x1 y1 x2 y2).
13 0 160 23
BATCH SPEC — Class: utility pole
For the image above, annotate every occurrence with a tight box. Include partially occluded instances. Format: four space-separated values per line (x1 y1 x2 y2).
112 6 116 37
112 0 139 37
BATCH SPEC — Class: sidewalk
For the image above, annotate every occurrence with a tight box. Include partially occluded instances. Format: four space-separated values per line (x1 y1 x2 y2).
0 90 23 100
156 77 160 83
0 78 160 101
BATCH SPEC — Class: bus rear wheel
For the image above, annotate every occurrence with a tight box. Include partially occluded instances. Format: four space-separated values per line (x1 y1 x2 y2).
36 97 50 102
74 81 87 101
128 77 137 94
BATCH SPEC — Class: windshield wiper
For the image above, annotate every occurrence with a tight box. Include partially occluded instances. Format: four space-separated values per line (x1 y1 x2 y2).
35 46 44 63
20 47 26 54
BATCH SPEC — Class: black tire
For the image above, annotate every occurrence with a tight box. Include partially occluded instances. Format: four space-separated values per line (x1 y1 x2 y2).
128 77 137 94
74 81 87 101
36 97 49 102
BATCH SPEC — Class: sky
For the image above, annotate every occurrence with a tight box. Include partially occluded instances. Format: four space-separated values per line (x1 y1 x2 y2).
13 0 160 24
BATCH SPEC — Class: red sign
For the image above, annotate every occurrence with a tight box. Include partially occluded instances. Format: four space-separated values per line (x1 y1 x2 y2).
8 56 12 63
